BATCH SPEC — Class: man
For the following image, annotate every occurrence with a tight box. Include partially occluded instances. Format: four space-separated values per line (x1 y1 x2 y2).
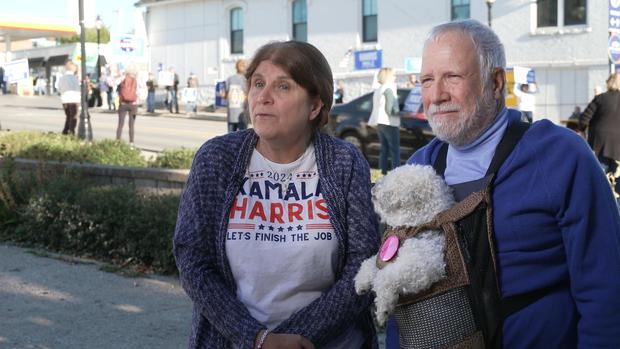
57 61 81 135
513 83 535 123
116 68 139 146
224 59 248 132
386 19 620 348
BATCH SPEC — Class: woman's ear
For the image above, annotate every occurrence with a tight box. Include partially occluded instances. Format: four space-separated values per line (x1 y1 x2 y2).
309 98 324 121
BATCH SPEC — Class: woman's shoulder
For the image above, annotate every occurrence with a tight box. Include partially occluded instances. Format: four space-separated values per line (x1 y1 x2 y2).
194 130 255 163
317 132 366 164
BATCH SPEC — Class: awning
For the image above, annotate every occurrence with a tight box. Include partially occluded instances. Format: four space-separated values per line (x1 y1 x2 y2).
47 54 69 66
28 57 45 68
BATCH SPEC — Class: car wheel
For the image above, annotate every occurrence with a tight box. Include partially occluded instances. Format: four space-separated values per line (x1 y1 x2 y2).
341 131 366 155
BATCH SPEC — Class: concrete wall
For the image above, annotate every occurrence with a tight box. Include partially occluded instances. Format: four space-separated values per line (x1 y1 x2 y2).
1 158 189 194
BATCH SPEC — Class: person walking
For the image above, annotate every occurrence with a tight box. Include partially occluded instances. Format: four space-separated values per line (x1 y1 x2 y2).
57 61 81 135
106 74 117 111
579 73 620 176
224 59 248 132
384 19 620 349
146 73 157 113
174 41 378 349
368 67 401 174
116 68 139 145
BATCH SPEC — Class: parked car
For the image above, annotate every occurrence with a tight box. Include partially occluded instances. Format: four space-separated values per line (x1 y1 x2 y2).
325 88 434 166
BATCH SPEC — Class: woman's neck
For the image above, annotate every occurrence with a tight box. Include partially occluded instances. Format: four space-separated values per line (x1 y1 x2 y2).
256 134 312 164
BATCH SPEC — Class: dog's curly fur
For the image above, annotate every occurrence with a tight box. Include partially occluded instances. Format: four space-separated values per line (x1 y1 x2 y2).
354 164 455 325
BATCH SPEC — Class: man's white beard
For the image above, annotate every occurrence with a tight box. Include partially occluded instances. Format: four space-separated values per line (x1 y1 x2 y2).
426 88 497 146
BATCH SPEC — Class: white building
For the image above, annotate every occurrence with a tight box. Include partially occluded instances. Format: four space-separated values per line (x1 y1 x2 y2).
138 0 609 123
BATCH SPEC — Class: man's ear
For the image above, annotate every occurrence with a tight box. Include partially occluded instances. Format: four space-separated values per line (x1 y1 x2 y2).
309 98 324 121
492 68 506 99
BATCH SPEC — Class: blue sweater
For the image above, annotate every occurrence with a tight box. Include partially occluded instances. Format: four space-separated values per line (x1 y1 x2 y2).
173 129 379 348
405 109 620 348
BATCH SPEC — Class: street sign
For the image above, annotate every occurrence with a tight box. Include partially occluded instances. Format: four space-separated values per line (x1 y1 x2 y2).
354 49 382 70
404 57 421 73
610 0 620 33
609 33 620 64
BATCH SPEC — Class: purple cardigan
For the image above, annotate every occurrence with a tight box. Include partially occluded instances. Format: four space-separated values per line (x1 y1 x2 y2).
173 129 379 348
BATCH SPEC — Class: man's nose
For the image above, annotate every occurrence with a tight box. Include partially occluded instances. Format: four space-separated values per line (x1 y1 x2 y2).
427 80 450 104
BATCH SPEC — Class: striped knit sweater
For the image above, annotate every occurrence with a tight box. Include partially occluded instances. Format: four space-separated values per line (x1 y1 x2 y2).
173 129 380 348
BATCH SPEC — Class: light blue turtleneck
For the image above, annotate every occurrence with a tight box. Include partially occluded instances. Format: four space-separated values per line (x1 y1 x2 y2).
444 107 509 185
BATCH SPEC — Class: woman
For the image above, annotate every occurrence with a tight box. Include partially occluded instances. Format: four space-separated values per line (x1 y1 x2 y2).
580 73 620 175
57 61 80 135
174 41 379 349
368 67 400 174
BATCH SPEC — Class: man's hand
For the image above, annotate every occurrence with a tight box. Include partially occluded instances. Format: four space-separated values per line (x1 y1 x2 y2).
256 331 315 349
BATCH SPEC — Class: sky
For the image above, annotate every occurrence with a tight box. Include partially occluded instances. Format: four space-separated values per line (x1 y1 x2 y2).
2 0 138 35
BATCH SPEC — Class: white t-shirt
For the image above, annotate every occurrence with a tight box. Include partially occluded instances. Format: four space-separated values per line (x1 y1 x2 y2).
226 145 363 349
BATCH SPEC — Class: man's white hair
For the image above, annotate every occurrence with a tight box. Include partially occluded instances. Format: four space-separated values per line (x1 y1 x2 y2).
425 19 506 97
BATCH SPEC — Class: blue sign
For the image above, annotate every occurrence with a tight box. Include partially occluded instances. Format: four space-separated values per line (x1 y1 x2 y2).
609 34 620 64
526 70 536 84
215 80 227 108
610 0 620 33
354 49 382 70
403 84 422 113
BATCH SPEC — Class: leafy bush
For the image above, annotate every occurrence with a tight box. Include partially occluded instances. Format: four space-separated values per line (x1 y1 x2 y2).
0 131 194 169
0 166 180 274
150 148 195 169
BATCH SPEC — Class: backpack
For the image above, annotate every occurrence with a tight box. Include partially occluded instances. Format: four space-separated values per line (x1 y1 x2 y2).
119 76 137 103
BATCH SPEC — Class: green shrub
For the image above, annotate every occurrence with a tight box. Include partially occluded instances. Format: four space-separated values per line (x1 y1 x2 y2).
0 167 180 274
150 148 195 169
0 131 194 169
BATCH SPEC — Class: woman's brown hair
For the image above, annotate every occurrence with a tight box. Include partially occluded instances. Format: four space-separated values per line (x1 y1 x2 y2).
245 41 333 129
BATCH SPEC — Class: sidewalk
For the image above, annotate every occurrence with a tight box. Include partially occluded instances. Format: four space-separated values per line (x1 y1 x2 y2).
0 244 192 349
97 106 227 123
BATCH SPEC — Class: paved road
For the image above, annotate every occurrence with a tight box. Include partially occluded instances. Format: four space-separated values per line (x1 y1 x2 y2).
0 244 192 349
0 94 227 152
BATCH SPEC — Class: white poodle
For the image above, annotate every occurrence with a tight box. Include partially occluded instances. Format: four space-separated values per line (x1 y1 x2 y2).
355 164 455 325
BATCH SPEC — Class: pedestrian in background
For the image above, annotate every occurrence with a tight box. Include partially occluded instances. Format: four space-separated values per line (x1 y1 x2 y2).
514 83 535 123
166 68 179 114
146 73 157 113
183 76 198 116
0 65 5 94
57 61 81 135
174 40 378 349
106 74 117 111
116 68 139 146
334 80 344 104
580 73 620 176
368 67 401 174
224 59 248 132
385 19 620 349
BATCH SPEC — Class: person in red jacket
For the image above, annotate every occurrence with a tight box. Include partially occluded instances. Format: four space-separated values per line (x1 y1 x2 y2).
116 67 139 146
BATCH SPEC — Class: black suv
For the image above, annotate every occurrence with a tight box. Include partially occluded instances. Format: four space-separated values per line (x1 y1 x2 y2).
325 88 434 165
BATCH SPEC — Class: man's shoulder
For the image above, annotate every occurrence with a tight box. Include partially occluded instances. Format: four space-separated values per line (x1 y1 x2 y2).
407 138 443 166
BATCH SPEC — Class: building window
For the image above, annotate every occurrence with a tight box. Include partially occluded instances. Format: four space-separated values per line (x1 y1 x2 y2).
362 0 377 42
451 0 470 20
537 0 586 28
230 7 244 54
292 0 307 42
564 0 586 26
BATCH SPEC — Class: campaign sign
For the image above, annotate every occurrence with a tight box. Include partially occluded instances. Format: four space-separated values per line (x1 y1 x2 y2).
609 33 620 64
610 0 620 33
354 49 382 70
4 58 29 83
403 84 422 113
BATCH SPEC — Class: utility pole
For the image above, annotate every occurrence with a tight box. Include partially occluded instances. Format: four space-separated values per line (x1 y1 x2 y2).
77 0 93 141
